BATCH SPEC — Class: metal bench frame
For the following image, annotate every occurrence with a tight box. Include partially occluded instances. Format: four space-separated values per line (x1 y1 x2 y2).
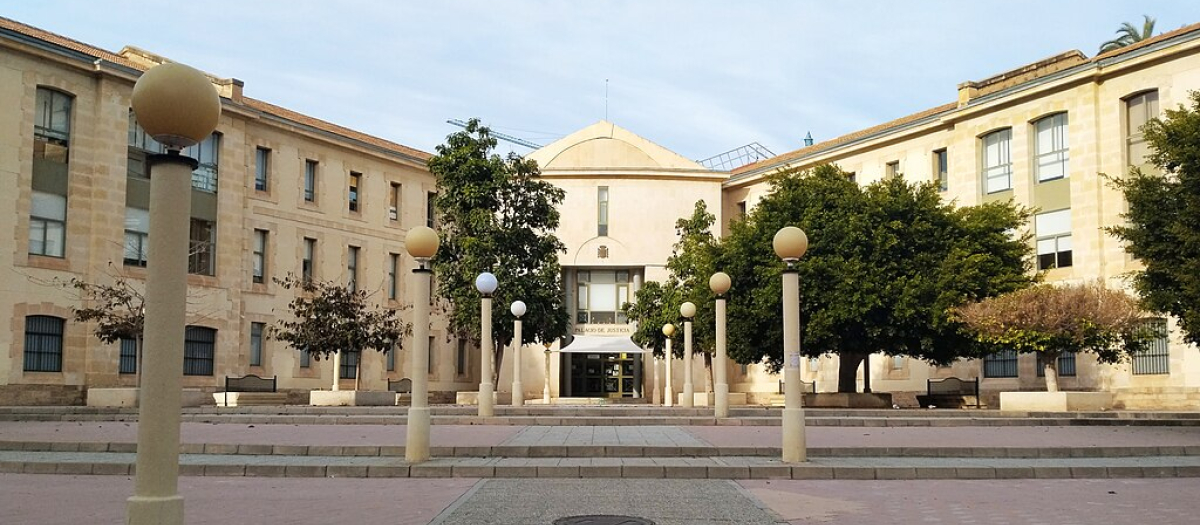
924 377 980 408
388 377 412 394
224 374 277 407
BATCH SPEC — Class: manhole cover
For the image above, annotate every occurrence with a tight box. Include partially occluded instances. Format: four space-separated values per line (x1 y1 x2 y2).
553 516 655 525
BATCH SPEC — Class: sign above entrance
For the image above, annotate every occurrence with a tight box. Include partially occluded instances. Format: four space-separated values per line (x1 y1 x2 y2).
572 324 635 336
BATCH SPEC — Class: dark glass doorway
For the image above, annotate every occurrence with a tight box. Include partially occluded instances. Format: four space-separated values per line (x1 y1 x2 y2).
569 353 640 398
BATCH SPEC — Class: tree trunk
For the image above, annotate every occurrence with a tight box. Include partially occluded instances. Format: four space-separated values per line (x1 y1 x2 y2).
704 352 714 393
837 352 866 393
862 354 872 393
1043 352 1060 393
354 356 361 391
332 351 341 391
492 342 503 386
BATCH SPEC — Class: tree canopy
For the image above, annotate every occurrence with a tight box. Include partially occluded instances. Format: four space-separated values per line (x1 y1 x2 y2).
270 274 406 365
719 165 1034 392
1109 90 1200 347
1100 15 1157 53
956 282 1150 392
427 119 570 379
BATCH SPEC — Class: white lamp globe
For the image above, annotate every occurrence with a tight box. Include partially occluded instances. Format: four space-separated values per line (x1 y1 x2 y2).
773 226 809 261
680 302 696 318
475 272 498 295
511 300 527 318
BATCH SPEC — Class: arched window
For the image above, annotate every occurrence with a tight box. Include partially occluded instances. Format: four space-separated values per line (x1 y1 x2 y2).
981 128 1012 193
31 87 74 258
1033 113 1069 181
1125 90 1159 168
24 315 65 372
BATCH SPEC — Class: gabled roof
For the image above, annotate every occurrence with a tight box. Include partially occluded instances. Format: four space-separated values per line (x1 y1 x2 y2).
0 16 430 162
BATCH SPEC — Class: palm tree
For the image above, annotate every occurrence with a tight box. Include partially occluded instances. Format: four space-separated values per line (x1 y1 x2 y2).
1100 15 1157 53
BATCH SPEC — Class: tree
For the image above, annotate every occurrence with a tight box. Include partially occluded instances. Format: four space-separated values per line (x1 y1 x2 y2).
1109 90 1200 346
270 274 406 387
956 283 1151 392
66 273 146 390
1100 15 1156 53
428 119 570 383
720 165 1034 392
626 201 721 389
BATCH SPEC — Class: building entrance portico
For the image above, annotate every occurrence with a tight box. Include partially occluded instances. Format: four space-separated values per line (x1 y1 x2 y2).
568 352 642 398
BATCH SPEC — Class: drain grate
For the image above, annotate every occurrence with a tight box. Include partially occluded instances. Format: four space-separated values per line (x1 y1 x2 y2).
553 516 655 525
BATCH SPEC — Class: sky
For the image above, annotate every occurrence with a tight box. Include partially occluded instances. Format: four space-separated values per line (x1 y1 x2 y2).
3 1 1197 162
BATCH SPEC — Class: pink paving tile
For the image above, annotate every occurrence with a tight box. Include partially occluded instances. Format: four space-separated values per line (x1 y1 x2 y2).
0 422 520 447
686 425 1200 448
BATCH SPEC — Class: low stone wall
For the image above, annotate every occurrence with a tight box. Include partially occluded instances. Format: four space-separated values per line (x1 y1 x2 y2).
1114 387 1200 410
0 385 85 406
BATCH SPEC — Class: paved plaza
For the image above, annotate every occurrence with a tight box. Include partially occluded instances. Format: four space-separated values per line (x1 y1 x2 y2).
2 408 1199 523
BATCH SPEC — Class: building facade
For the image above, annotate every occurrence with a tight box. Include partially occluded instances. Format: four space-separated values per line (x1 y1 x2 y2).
3 17 1199 408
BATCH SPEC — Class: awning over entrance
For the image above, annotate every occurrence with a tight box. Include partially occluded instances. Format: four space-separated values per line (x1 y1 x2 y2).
559 335 648 353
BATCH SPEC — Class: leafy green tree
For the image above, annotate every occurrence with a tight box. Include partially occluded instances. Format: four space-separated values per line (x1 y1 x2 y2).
720 165 1033 392
956 282 1151 392
626 201 721 386
428 119 570 382
1100 15 1157 53
270 274 406 385
1110 90 1200 346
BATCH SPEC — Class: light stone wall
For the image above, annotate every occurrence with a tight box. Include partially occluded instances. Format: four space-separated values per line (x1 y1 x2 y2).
726 35 1200 406
0 40 473 404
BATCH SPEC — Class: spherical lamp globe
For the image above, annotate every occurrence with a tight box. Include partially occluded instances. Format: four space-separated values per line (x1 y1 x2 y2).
773 226 809 261
131 62 221 150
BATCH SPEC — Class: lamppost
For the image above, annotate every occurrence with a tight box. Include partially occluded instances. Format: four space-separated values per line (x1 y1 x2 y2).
662 323 675 407
680 302 696 408
710 272 731 418
125 62 220 525
510 300 526 407
475 272 498 417
543 341 552 404
774 226 808 463
405 226 439 464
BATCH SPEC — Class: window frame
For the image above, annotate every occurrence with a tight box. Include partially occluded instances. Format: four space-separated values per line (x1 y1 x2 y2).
1133 318 1170 375
982 349 1018 378
1035 208 1073 270
119 337 137 374
1125 90 1160 168
347 245 360 292
933 148 948 192
981 128 1013 194
302 237 317 283
188 218 216 276
252 229 268 284
389 182 401 222
29 191 67 258
1033 113 1069 182
348 171 361 213
249 322 265 367
388 252 399 300
23 315 65 373
254 147 271 192
183 326 216 376
597 186 609 236
304 159 318 202
123 207 150 267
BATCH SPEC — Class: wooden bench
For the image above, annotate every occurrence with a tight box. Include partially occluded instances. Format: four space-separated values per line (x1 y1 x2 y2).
215 374 283 407
917 377 981 408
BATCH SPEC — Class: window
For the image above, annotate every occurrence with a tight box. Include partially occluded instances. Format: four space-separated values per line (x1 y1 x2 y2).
187 133 220 193
29 191 66 257
983 349 1018 378
1134 318 1169 375
847 172 857 184
127 110 158 179
1036 352 1076 377
299 348 311 368
1035 209 1072 270
1126 90 1159 167
123 207 149 267
386 343 396 372
23 315 64 372
340 350 358 379
1034 113 1069 182
576 270 630 324
885 160 900 177
119 337 137 374
388 253 399 300
389 182 401 221
347 246 359 292
890 355 905 370
737 201 747 217
457 339 467 376
934 149 948 192
348 172 361 212
426 192 437 228
254 147 270 191
188 219 216 276
304 160 318 202
32 89 71 258
302 237 316 283
597 186 609 236
250 322 265 367
252 229 268 284
982 129 1012 193
183 326 216 376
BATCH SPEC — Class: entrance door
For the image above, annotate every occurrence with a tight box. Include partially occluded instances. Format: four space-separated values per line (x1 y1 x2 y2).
570 353 640 398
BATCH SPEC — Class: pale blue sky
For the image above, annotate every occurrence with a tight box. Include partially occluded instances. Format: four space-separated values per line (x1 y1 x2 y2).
4 1 1196 161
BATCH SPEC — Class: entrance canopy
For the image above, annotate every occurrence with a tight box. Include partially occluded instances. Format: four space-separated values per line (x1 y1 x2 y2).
559 335 647 354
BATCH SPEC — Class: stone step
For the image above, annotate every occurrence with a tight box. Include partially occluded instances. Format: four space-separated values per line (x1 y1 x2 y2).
2 450 1198 480
4 440 1196 459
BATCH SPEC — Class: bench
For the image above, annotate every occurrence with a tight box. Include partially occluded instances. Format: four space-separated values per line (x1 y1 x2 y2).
215 374 283 407
389 377 412 406
917 377 981 408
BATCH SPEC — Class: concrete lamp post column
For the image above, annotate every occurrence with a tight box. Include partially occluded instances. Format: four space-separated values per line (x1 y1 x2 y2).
774 226 809 463
662 323 675 407
543 342 552 404
404 226 439 464
476 272 498 417
680 302 696 408
125 62 221 525
510 300 526 407
710 272 731 418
